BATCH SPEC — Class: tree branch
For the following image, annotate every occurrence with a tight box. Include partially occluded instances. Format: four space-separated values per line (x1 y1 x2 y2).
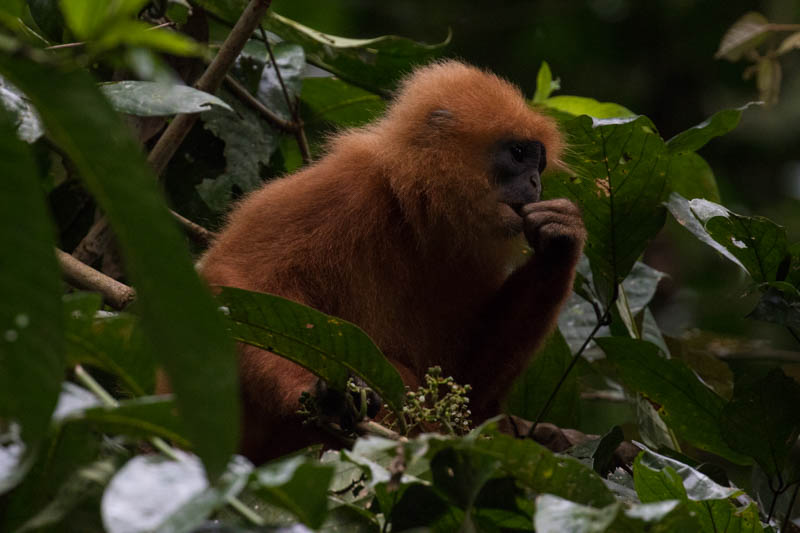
148 0 274 177
224 74 297 132
260 26 312 165
72 0 270 264
57 249 136 309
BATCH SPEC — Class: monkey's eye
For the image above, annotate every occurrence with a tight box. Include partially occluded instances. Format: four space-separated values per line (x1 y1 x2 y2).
510 144 525 163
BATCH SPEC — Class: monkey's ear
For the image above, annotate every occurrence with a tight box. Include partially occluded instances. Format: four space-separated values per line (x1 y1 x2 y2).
427 109 456 129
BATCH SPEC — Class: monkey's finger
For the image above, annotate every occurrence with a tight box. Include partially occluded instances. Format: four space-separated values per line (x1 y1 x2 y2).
520 198 580 217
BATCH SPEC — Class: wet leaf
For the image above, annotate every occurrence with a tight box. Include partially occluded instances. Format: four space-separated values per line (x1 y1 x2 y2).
102 453 252 533
540 95 635 119
100 81 231 116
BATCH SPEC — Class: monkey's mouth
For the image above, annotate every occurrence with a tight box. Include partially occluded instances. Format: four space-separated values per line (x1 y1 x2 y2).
510 203 525 216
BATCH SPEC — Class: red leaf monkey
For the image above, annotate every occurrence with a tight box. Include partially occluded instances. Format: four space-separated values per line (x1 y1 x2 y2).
199 61 586 463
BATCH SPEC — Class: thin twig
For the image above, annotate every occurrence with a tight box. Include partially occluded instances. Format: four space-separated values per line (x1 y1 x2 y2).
224 74 297 132
788 326 800 346
260 26 312 165
57 249 136 309
172 210 217 246
780 482 799 533
529 308 612 436
45 22 176 50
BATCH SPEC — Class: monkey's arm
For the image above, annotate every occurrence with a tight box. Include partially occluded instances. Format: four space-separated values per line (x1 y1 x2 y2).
463 198 585 421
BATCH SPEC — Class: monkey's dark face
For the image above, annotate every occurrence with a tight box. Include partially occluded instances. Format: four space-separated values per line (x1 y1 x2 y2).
491 138 547 236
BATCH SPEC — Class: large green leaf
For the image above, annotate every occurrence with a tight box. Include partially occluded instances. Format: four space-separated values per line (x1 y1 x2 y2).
505 328 578 426
249 455 335 529
0 112 63 445
634 449 762 533
300 77 385 127
262 12 449 94
64 293 156 396
0 55 238 479
598 338 750 464
99 81 232 116
540 95 635 119
720 369 800 477
216 287 406 415
467 424 615 507
544 115 669 304
666 104 758 155
665 193 788 283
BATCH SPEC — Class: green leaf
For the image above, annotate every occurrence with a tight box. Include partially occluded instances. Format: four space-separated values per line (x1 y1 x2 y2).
102 453 252 533
0 411 102 531
78 396 192 448
532 61 557 103
301 77 385 127
540 95 635 119
598 337 751 464
506 328 579 426
635 448 739 502
101 20 203 55
250 456 335 529
0 111 62 445
216 287 406 415
0 54 239 480
634 449 762 533
667 152 720 202
544 115 669 303
720 369 800 476
262 12 449 94
27 0 65 42
430 447 500 511
535 495 690 533
715 11 771 61
664 193 746 270
64 294 157 396
534 495 620 533
666 103 758 155
666 193 793 285
198 88 280 213
100 81 232 116
471 425 615 507
58 0 109 39
749 285 800 329
0 74 44 142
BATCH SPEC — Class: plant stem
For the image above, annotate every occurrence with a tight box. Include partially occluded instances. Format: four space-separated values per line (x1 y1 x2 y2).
529 307 611 436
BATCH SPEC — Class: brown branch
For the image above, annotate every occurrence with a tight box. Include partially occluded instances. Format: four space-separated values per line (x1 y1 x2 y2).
260 26 312 165
72 1 268 267
148 0 274 176
224 74 297 132
172 210 216 245
57 249 136 310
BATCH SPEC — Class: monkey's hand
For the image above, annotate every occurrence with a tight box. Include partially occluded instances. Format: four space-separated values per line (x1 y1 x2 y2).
314 377 382 431
520 199 586 259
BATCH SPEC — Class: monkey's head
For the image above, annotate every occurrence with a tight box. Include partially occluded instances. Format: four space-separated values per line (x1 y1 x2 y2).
375 60 565 243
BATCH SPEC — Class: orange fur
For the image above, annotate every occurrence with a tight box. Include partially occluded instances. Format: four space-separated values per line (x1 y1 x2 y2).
200 61 584 463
